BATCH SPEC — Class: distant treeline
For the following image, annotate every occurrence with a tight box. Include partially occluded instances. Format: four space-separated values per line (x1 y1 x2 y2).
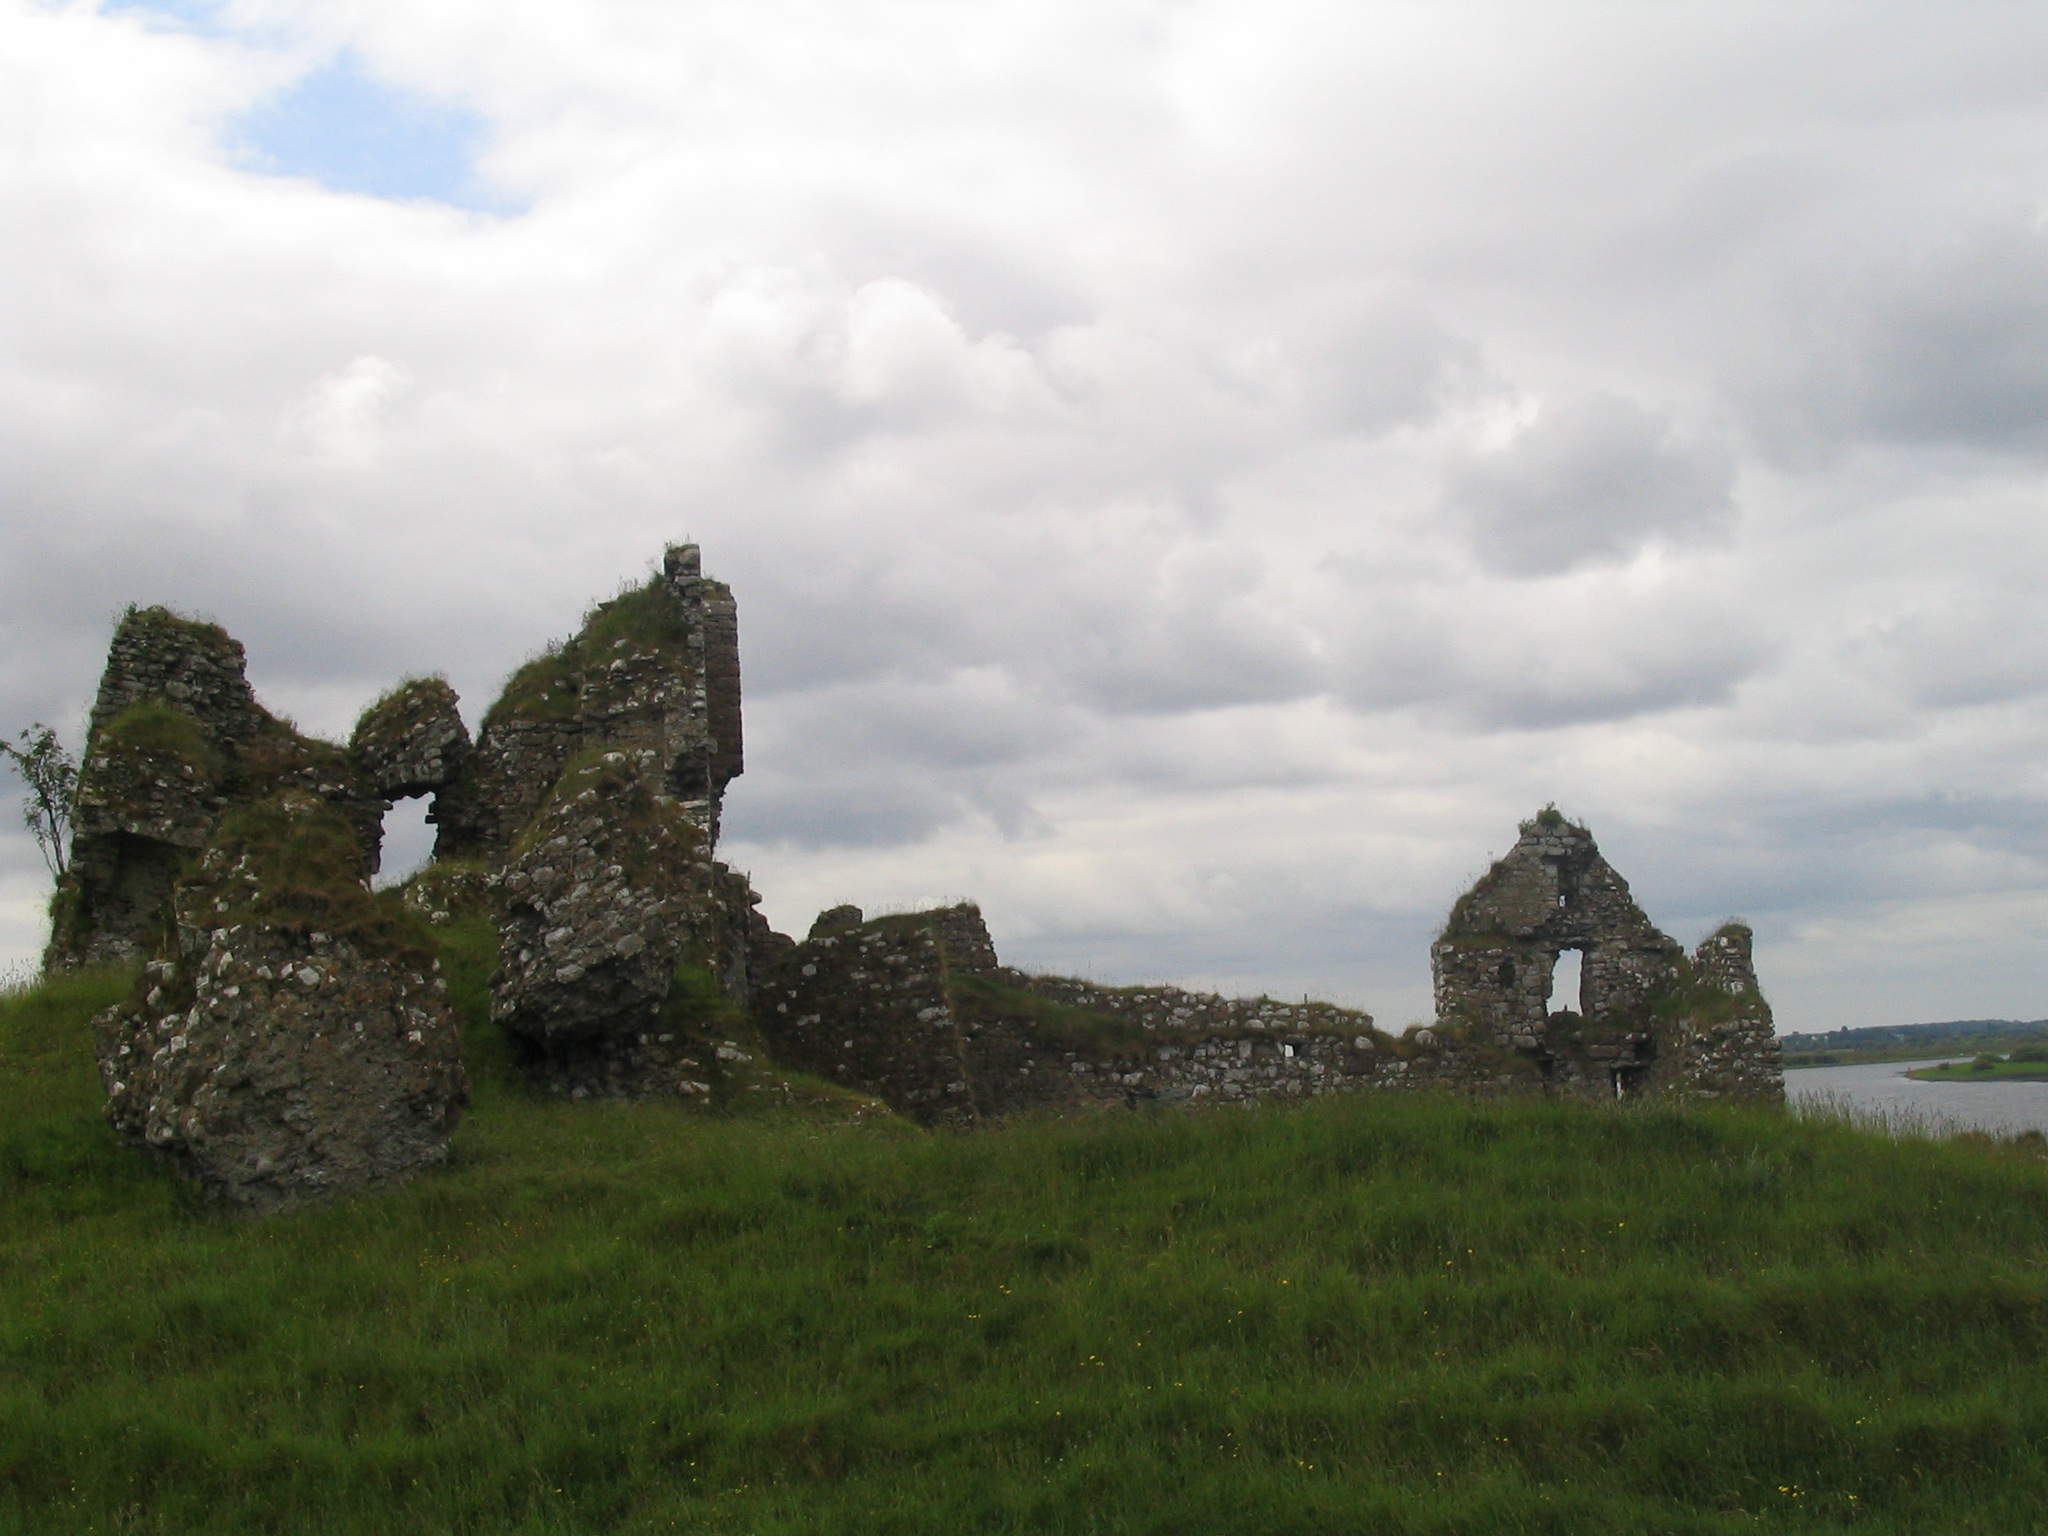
1780 1019 2048 1052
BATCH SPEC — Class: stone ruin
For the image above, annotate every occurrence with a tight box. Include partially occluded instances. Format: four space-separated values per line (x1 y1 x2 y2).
757 902 1402 1127
59 544 780 1207
1428 809 1781 1101
750 833 1781 1125
52 547 1781 1209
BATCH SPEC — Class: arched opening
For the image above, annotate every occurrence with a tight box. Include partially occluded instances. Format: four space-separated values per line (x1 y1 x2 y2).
373 796 436 890
1547 947 1584 1016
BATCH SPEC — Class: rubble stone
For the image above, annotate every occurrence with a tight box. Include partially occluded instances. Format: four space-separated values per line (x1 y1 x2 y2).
92 792 467 1211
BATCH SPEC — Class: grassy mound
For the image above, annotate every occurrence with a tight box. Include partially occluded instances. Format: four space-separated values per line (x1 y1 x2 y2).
5 954 2048 1533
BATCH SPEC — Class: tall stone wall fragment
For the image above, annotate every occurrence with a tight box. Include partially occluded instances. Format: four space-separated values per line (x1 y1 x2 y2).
432 543 742 863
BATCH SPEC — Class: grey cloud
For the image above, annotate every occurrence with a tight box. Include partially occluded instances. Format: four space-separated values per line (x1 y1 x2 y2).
722 772 965 851
1848 599 2048 711
1748 222 2048 461
720 670 1066 850
1444 394 1736 576
1264 296 1481 436
1333 573 1770 730
748 672 1068 773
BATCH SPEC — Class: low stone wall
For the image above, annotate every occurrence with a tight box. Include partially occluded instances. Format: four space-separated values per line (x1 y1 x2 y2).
756 904 1571 1125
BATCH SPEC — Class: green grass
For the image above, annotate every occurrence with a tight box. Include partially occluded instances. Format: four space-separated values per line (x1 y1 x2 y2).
1785 1035 2048 1070
89 699 222 785
7 961 2048 1533
1909 1057 2048 1082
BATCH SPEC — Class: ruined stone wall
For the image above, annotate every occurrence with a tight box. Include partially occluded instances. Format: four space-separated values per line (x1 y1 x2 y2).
443 545 779 1099
431 543 742 863
84 607 267 751
1016 975 1381 1039
1430 813 1782 1103
53 607 390 969
756 908 983 1125
754 903 1567 1126
701 580 744 798
91 791 467 1211
759 853 1780 1124
350 678 470 802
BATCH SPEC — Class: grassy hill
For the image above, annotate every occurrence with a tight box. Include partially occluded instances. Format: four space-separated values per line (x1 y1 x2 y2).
6 942 2048 1534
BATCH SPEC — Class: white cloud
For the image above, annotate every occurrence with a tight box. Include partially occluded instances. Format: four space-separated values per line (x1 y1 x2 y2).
5 0 2048 1030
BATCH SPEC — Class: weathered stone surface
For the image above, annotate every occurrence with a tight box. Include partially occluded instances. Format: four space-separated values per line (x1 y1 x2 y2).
490 753 707 1049
50 607 385 969
350 677 470 801
484 746 790 1099
758 904 1416 1125
92 793 467 1211
1430 811 1782 1102
757 906 986 1126
84 605 268 752
433 544 742 862
809 904 865 938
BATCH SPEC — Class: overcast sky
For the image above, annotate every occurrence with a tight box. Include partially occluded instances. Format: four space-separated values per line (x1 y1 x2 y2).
6 0 2048 1029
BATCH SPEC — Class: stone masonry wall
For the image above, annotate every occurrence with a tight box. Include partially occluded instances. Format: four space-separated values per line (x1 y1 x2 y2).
756 904 1564 1126
1431 813 1782 1103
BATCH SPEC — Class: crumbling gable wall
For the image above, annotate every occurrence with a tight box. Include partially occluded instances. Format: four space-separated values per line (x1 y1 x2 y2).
1431 811 1781 1101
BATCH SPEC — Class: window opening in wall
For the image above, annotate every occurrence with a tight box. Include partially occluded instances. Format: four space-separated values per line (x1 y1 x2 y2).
374 795 436 890
1548 948 1584 1016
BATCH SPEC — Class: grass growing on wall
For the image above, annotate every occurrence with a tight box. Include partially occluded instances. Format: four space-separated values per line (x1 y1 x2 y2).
6 959 2048 1533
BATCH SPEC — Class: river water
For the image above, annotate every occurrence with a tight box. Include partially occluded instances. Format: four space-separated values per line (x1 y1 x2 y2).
1784 1057 2048 1137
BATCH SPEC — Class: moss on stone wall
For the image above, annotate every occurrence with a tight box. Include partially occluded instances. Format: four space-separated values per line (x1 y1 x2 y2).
951 974 1157 1063
94 699 223 790
484 577 701 731
187 793 436 963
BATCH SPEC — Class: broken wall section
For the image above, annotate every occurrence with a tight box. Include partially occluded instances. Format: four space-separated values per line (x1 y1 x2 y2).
51 607 392 971
1430 811 1781 1102
754 904 1551 1125
444 544 781 1100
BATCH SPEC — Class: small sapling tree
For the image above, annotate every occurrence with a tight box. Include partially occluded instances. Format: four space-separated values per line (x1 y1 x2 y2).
0 724 77 879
